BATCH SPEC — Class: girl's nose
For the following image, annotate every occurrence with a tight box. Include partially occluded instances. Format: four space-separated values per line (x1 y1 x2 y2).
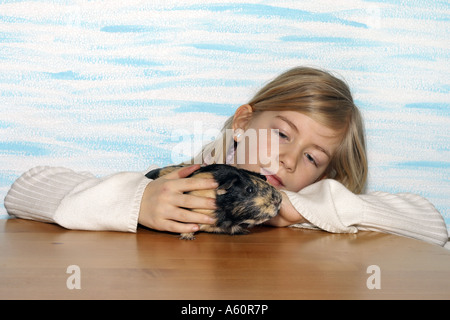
279 150 298 173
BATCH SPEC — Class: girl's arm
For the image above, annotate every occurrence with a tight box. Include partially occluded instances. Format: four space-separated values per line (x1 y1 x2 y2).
4 166 154 232
4 165 218 233
282 179 448 246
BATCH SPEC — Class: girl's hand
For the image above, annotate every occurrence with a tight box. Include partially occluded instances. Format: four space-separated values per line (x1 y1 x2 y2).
138 165 218 233
265 191 308 227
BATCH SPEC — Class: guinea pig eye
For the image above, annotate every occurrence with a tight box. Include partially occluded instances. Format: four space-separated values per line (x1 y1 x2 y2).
246 186 254 194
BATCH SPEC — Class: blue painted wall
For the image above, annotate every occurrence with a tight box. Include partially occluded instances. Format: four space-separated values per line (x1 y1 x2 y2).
0 1 448 233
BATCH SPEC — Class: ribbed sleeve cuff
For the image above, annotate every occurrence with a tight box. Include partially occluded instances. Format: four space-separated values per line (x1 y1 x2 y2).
4 166 94 222
359 192 449 246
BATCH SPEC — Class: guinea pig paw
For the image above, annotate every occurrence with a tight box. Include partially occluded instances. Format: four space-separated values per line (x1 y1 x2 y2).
230 225 250 235
179 232 196 240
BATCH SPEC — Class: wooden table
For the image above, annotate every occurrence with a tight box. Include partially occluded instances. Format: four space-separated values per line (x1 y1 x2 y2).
1 218 450 300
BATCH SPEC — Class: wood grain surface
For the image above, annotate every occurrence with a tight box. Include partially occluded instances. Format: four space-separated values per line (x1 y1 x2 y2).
1 219 449 300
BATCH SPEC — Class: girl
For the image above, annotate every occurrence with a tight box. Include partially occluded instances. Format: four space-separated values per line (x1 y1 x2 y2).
4 67 448 246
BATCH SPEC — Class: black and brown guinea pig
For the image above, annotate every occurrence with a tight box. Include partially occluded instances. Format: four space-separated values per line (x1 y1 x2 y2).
145 164 282 240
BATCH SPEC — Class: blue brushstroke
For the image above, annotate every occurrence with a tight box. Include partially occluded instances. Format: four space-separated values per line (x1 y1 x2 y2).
46 71 79 80
361 0 449 21
0 32 25 44
178 3 368 28
404 103 450 116
0 0 73 3
172 101 236 116
100 25 167 33
137 79 257 93
81 99 238 117
0 120 13 128
440 85 450 94
68 75 255 100
391 53 437 62
106 58 163 67
0 14 32 24
143 69 178 78
0 171 19 187
45 70 118 81
189 43 254 54
395 161 450 169
0 142 51 157
405 102 449 111
280 35 383 47
55 137 172 164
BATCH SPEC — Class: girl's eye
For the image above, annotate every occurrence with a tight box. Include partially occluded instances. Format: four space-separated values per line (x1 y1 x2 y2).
278 131 289 140
305 153 317 167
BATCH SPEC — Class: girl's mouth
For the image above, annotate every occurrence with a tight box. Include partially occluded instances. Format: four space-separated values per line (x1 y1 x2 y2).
266 175 284 188
260 168 285 188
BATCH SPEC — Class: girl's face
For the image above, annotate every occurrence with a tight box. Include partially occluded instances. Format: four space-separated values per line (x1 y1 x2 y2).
234 108 343 192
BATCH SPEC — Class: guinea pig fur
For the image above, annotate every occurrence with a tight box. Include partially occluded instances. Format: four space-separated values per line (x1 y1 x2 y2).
145 164 282 240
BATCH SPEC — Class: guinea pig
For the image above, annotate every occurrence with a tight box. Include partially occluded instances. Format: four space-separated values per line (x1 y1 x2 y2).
145 164 282 240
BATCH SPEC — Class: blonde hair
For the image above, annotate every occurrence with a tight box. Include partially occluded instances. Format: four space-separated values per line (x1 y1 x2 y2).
190 67 368 194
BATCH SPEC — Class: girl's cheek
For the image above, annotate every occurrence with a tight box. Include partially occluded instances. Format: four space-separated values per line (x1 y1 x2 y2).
285 169 324 192
268 129 282 157
261 131 281 173
284 179 306 193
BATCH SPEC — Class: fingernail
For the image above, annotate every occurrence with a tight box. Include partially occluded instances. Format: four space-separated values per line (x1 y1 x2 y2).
192 225 199 231
207 217 216 224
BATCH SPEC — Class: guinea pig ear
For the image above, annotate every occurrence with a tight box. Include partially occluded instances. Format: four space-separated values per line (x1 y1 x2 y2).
216 177 238 195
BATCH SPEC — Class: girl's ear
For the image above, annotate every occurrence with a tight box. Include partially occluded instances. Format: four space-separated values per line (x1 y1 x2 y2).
232 104 253 131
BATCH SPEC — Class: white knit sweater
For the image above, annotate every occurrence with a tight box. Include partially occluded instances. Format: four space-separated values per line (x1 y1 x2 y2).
4 166 449 246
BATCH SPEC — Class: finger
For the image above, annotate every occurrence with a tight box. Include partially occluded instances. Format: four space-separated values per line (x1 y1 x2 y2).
175 193 217 210
175 177 219 192
177 165 201 178
169 208 216 225
162 219 200 234
164 165 201 180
